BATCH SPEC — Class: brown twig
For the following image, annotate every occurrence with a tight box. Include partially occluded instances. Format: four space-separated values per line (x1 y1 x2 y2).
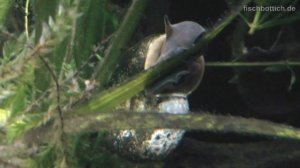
38 56 66 156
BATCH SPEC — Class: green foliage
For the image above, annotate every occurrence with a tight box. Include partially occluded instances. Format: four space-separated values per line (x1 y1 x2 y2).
27 143 57 168
1 33 27 63
33 0 59 42
94 0 149 86
73 0 118 77
74 133 124 167
6 114 43 143
0 108 10 127
1 0 299 167
230 0 300 91
0 0 119 166
240 0 300 34
0 0 12 24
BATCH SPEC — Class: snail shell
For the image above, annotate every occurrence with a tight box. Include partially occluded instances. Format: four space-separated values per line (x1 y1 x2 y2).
109 16 205 160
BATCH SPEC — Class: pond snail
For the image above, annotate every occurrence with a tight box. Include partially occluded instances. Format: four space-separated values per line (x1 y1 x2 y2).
110 16 206 160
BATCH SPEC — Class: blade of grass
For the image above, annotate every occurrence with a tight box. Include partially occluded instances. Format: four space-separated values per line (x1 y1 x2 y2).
93 0 149 86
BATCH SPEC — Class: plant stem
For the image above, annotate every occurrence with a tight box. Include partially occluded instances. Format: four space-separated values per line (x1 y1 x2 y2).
25 111 300 142
25 0 30 39
71 111 300 141
206 61 300 67
249 9 261 34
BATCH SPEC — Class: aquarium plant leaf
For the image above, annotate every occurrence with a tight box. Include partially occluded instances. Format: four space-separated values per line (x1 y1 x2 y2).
93 0 149 87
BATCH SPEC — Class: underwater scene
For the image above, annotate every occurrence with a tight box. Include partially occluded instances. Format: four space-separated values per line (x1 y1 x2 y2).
0 0 300 167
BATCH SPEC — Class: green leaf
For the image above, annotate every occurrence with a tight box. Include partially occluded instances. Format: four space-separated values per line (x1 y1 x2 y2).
0 0 12 24
259 12 300 30
288 68 297 91
28 143 56 168
1 32 27 63
73 0 118 77
33 0 59 42
245 0 300 34
6 114 43 143
10 85 28 116
94 0 150 86
0 108 10 127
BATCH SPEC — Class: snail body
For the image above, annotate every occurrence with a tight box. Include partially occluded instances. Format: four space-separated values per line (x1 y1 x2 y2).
110 16 206 160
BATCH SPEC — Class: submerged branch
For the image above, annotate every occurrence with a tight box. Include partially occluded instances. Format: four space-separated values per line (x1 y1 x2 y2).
24 110 300 144
65 111 300 140
3 110 300 166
